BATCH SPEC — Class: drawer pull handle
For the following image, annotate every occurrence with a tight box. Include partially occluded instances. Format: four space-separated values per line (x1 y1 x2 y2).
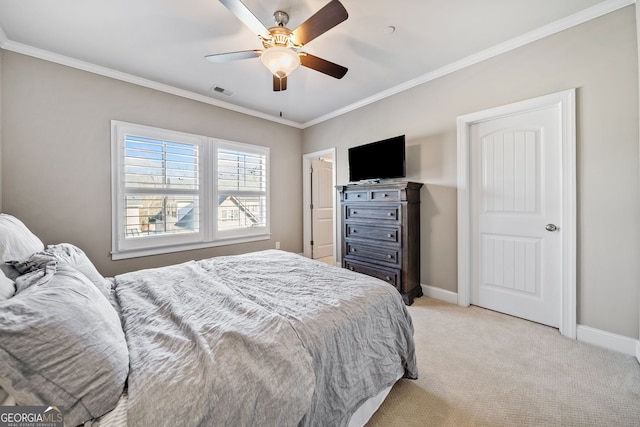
387 254 393 259
356 194 361 198
385 276 391 281
387 233 392 238
352 229 357 233
353 211 357 214
383 194 388 197
387 212 393 217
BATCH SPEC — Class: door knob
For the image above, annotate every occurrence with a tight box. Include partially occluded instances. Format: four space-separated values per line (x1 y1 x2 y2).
545 224 558 232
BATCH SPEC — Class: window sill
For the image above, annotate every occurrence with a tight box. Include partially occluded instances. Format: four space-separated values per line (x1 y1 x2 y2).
111 234 271 260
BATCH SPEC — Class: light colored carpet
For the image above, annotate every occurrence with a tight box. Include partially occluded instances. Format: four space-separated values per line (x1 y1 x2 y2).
315 256 334 265
367 297 640 426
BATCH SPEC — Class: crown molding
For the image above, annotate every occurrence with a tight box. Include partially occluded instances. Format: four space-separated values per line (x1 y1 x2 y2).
301 0 635 128
0 38 304 129
0 24 8 47
0 0 634 130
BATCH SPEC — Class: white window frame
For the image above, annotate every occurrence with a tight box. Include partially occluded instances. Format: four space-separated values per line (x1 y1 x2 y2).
111 121 270 260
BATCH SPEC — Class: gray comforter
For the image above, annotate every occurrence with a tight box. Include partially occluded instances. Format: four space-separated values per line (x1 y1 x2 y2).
114 250 417 427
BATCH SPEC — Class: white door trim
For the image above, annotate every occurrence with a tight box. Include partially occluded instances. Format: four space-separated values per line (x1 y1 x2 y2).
457 89 577 338
302 148 338 263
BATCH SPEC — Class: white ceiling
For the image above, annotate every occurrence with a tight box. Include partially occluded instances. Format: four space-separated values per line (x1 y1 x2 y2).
0 0 623 127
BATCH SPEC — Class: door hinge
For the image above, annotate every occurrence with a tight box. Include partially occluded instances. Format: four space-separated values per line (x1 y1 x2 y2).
310 240 314 246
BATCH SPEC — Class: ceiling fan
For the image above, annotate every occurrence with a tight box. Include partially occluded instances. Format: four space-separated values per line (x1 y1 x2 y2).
206 0 348 92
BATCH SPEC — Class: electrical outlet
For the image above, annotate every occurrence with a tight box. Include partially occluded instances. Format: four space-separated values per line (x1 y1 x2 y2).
275 241 281 249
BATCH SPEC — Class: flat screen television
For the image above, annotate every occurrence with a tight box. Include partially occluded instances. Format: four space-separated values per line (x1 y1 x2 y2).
348 135 406 183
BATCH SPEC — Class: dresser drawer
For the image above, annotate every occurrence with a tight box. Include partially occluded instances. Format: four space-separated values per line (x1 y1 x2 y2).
346 224 400 244
370 189 400 201
345 241 400 266
343 190 369 202
344 259 400 289
345 206 399 221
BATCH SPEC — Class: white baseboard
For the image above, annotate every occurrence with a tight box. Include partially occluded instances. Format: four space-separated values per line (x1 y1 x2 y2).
421 284 458 305
420 285 640 359
576 325 639 357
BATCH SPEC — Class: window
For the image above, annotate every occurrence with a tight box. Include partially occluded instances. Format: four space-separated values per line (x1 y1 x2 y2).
216 142 268 236
111 121 269 259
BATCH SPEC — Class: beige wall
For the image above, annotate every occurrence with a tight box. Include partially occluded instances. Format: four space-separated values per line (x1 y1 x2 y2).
303 6 640 339
636 3 640 354
1 52 303 277
0 49 3 213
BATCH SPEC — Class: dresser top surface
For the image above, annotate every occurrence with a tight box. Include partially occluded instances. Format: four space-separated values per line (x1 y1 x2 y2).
336 181 423 191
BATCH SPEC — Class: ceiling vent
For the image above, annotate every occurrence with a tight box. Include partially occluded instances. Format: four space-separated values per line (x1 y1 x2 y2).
210 85 234 96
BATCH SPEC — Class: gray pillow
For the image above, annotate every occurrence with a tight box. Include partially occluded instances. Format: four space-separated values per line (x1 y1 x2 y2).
0 262 129 426
45 243 111 298
0 385 9 405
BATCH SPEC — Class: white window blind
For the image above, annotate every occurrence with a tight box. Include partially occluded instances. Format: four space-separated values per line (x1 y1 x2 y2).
123 135 200 238
217 147 267 233
111 121 270 259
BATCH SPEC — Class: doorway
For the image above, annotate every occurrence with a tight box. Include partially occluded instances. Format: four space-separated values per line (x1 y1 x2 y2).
457 89 577 338
302 148 338 265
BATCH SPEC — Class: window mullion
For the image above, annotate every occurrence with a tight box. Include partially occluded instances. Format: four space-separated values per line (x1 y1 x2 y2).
202 139 214 243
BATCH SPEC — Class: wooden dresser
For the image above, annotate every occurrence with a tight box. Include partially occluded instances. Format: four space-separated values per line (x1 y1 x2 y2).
336 181 423 305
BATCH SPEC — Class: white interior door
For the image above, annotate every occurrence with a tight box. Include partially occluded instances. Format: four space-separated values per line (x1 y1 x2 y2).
311 157 334 259
470 106 562 327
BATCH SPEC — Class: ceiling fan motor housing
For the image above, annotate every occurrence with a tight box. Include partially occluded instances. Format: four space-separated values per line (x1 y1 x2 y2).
263 25 300 49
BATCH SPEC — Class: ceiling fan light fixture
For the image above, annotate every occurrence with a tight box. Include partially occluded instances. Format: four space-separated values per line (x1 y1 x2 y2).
260 46 300 78
211 0 349 91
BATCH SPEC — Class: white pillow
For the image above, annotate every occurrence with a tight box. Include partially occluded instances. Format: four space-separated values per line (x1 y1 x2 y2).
0 214 45 279
0 269 15 300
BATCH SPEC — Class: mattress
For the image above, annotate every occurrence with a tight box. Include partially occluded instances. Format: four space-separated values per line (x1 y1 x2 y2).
87 376 399 427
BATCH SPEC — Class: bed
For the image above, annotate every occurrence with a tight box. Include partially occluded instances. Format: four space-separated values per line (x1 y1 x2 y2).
0 214 418 426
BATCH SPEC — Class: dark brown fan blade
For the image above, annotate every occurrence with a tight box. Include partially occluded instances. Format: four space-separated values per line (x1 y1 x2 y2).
219 0 269 36
300 53 347 79
205 50 262 63
293 0 348 45
273 74 287 91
